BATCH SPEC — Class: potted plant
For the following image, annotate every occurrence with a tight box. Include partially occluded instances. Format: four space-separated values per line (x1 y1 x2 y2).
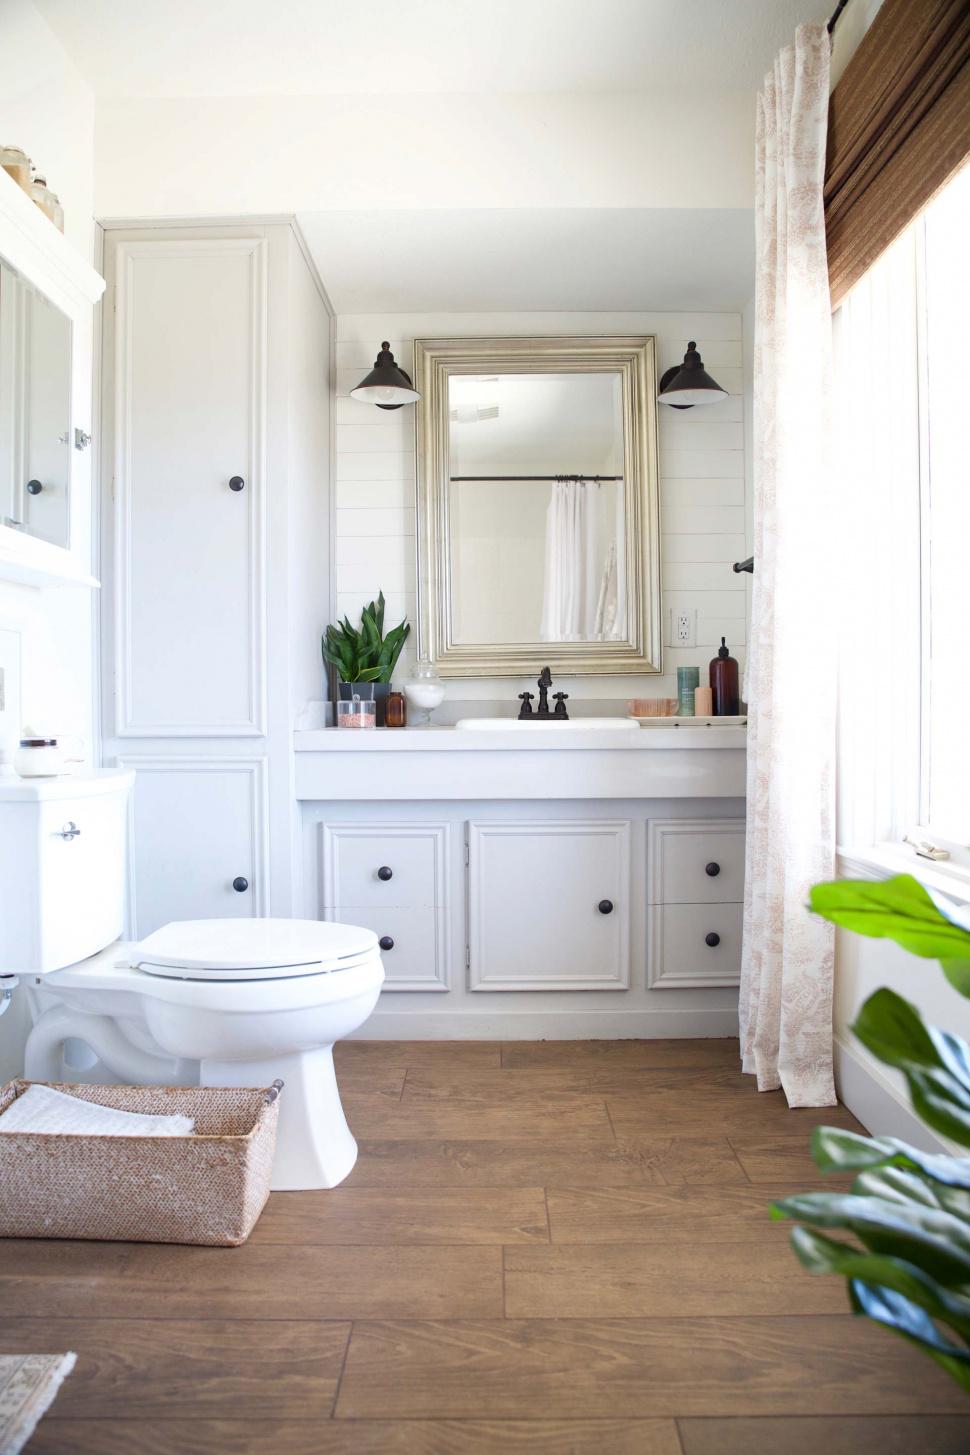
773 874 970 1392
322 592 410 726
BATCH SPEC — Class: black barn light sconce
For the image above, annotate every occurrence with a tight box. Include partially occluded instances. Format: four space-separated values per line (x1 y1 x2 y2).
350 342 420 410
657 341 728 409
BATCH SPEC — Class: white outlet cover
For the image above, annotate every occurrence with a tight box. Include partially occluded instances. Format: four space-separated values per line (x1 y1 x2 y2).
668 608 696 647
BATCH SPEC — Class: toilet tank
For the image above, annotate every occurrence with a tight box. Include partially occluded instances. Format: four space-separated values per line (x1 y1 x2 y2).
0 770 134 973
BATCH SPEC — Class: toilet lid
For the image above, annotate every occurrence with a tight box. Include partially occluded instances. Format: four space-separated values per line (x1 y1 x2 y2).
130 918 379 981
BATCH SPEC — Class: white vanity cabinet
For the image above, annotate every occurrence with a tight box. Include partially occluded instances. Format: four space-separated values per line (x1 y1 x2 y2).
467 820 631 991
101 222 332 936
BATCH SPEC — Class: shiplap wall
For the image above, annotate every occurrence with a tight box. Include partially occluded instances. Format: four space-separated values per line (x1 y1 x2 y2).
334 311 748 702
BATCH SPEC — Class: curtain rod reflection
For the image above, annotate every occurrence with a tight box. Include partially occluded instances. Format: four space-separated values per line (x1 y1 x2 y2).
450 474 624 483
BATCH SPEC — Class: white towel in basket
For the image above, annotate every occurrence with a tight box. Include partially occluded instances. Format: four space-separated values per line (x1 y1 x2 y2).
0 1084 195 1137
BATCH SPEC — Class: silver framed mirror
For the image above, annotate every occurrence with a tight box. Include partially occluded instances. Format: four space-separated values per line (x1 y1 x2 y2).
413 336 661 677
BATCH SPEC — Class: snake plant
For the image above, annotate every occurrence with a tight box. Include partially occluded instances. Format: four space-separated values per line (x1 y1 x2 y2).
322 591 410 685
773 874 970 1391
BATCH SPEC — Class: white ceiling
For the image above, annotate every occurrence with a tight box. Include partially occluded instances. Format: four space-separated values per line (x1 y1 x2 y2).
298 208 755 313
37 0 829 97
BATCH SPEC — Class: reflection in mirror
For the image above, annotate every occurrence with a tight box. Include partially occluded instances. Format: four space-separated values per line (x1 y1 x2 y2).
0 257 71 548
448 373 628 646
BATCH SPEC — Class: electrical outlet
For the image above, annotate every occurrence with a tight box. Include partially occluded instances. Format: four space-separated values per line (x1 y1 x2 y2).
669 607 696 647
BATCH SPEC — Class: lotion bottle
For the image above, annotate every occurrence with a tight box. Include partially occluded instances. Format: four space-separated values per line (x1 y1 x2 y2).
709 638 740 716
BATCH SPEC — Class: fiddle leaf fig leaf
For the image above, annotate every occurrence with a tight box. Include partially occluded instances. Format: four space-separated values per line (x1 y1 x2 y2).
809 876 970 970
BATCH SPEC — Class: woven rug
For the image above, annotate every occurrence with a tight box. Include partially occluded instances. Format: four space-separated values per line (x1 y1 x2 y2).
0 1354 76 1455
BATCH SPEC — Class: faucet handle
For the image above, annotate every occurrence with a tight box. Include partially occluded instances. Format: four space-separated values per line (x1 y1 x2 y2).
553 691 569 719
517 691 535 719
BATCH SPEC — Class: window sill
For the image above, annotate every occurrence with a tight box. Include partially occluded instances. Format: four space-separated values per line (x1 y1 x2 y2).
838 842 970 907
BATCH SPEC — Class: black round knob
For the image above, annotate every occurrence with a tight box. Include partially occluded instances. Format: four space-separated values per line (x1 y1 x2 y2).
377 866 393 881
379 935 394 951
598 899 614 915
232 876 249 893
705 862 721 877
705 931 720 947
229 475 245 492
26 479 43 495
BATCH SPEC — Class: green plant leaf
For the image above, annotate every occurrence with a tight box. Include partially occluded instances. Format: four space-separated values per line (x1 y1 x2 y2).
811 1126 970 1189
771 1191 970 1284
809 876 970 968
852 1281 970 1390
849 989 970 1148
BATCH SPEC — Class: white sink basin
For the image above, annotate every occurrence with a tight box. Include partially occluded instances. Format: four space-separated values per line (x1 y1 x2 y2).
454 717 639 731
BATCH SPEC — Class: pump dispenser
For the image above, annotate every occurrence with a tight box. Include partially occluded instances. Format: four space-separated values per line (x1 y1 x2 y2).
709 637 740 716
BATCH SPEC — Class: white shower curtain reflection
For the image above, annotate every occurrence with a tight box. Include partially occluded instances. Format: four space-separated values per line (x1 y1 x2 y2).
539 479 626 642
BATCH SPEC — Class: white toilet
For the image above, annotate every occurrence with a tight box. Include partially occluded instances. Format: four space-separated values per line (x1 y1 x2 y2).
0 770 384 1190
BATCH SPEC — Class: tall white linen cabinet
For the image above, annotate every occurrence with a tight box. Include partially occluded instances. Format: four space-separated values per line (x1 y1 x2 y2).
99 222 332 936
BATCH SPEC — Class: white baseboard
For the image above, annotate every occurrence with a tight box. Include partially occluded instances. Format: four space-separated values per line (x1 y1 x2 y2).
347 1008 740 1041
835 1034 948 1152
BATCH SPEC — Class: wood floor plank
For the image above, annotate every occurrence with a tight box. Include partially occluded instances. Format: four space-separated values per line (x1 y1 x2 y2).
343 1095 613 1142
404 1065 755 1099
251 1187 550 1245
504 1241 847 1317
606 1090 864 1138
1 1318 347 1419
25 1417 684 1455
501 1039 741 1070
349 1139 669 1188
730 1133 856 1185
621 1137 748 1185
330 1068 406 1102
335 1317 968 1418
546 1184 803 1243
677 1414 970 1455
336 1041 503 1071
0 1241 503 1320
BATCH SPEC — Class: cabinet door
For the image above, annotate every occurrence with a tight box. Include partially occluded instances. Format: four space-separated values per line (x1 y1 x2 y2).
112 238 266 737
120 757 267 939
648 820 746 904
650 903 743 989
468 820 631 991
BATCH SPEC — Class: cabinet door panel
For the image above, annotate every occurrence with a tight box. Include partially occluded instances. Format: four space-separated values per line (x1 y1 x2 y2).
648 819 745 904
113 238 265 736
468 820 630 991
321 823 445 908
650 902 742 989
120 757 266 939
323 905 447 993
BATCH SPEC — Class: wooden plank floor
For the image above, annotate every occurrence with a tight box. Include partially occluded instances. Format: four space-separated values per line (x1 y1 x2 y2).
3 1039 967 1455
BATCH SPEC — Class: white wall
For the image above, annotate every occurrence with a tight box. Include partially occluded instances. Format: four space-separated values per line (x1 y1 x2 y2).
334 310 748 704
0 0 97 1079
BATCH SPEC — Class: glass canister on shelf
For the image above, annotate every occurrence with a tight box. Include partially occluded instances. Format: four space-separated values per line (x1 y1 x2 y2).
403 661 445 728
336 695 376 729
0 146 32 193
30 175 58 225
676 665 700 717
384 690 407 728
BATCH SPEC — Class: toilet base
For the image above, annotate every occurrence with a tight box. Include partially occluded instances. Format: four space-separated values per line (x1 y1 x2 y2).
201 1047 358 1191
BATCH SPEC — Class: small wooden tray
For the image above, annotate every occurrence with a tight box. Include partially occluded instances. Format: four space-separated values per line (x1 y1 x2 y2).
628 715 747 727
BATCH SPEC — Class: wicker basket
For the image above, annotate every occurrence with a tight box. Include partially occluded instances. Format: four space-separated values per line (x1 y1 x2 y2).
0 1080 282 1246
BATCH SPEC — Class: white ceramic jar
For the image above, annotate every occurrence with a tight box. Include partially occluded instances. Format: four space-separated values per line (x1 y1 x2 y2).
14 733 84 777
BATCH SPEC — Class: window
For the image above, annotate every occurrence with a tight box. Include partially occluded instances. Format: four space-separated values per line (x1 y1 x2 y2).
835 160 970 868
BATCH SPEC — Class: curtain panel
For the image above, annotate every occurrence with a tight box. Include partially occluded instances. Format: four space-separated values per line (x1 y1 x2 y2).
826 0 970 306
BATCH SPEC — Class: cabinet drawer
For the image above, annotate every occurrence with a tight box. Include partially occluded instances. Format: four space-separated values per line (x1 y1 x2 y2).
320 823 448 909
323 905 448 993
649 820 745 904
649 902 742 989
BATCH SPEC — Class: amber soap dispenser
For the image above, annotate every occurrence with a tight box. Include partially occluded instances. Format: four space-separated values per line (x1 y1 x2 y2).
709 637 740 716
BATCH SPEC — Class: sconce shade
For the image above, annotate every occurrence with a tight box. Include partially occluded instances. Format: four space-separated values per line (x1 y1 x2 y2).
350 342 421 410
657 341 728 408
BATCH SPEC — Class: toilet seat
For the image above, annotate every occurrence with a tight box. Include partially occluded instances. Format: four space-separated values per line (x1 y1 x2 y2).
130 918 379 982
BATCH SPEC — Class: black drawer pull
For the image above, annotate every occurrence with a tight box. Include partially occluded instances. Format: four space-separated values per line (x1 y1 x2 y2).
229 475 245 492
232 876 249 893
598 899 614 915
705 931 720 947
705 862 721 877
379 935 394 951
377 866 393 881
26 479 43 495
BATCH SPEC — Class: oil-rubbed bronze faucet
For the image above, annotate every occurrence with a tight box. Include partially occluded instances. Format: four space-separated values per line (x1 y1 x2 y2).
518 667 569 720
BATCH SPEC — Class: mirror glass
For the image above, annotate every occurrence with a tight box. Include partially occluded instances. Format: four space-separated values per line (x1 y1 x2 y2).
448 372 627 645
415 336 661 677
0 257 72 548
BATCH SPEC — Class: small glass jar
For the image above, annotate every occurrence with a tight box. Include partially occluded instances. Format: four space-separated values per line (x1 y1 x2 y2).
30 175 58 225
0 146 32 194
384 690 407 728
336 696 376 730
403 661 445 728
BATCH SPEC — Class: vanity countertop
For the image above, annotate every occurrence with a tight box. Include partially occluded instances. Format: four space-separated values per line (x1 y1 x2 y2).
294 724 746 801
294 725 747 752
